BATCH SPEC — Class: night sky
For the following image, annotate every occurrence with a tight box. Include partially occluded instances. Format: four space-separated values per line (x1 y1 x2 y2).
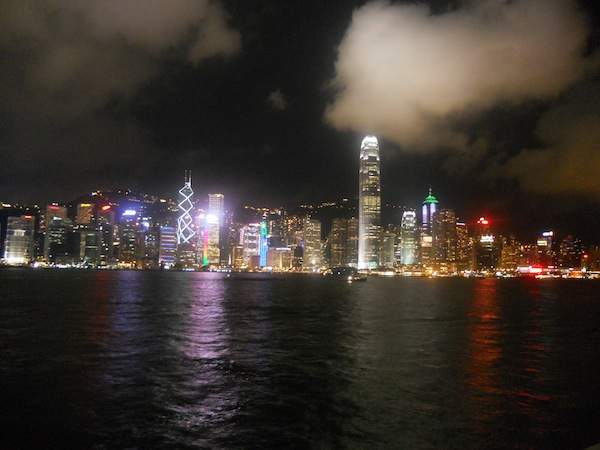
2 0 600 242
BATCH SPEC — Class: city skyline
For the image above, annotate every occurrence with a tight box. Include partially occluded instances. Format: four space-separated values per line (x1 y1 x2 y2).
2 135 599 276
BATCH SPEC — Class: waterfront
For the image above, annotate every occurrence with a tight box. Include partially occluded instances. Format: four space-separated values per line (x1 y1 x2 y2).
1 270 599 449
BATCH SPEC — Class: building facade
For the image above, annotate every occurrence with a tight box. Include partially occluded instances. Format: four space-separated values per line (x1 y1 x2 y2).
358 135 381 270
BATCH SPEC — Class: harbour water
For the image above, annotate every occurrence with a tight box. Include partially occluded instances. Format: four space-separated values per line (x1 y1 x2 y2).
1 270 599 449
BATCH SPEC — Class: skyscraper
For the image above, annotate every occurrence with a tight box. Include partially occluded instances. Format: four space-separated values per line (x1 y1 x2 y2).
177 170 195 245
158 226 177 269
432 209 457 272
420 188 439 268
400 209 418 266
346 217 359 267
208 194 224 217
421 187 438 235
330 218 348 267
75 203 94 225
302 217 322 271
358 135 381 270
380 228 397 269
3 215 35 265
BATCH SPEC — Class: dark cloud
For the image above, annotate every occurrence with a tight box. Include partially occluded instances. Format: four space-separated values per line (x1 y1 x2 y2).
0 0 240 201
326 0 594 151
501 81 600 195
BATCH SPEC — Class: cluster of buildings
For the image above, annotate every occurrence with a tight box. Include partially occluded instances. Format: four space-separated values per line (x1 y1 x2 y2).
1 135 599 276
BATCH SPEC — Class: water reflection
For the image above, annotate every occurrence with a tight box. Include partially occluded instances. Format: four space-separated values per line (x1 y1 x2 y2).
466 277 503 430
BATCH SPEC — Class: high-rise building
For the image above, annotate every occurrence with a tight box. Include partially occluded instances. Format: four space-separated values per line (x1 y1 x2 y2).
420 188 439 268
259 218 269 267
421 187 438 235
474 217 500 271
97 205 116 267
456 222 473 271
500 235 520 271
267 247 292 271
330 218 347 267
432 209 457 272
208 194 224 217
45 204 68 223
158 226 177 268
44 217 74 264
80 227 100 266
346 217 359 267
177 170 195 245
400 209 418 266
203 212 220 265
3 215 35 265
536 231 554 266
76 203 94 225
358 135 381 270
302 217 322 271
118 211 141 267
380 228 396 269
241 223 260 266
558 235 583 269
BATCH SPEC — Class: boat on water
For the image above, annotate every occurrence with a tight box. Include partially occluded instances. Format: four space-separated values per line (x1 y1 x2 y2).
323 267 367 282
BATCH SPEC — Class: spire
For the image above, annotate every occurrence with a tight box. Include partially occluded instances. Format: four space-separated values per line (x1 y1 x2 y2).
424 186 439 205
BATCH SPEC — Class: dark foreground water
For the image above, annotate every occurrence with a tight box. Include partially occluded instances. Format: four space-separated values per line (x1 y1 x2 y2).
1 270 600 449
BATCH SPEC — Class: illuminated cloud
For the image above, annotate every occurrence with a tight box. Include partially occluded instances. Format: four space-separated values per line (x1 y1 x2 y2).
326 0 593 151
267 89 288 111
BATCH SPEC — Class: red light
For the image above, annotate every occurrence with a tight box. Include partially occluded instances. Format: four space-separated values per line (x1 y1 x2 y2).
477 217 489 225
101 205 111 211
23 215 33 219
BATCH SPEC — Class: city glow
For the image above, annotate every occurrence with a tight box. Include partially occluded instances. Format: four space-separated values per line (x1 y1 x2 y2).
122 209 137 216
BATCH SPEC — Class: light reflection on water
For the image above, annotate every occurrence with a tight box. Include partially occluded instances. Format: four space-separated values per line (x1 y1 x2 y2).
1 271 599 449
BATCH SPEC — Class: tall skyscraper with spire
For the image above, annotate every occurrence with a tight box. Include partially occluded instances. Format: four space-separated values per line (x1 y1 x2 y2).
358 135 381 270
420 187 439 268
177 170 195 245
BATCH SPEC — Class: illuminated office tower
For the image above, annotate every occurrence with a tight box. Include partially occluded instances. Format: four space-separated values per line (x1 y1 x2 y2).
456 222 473 271
208 194 224 217
207 193 224 265
177 170 195 245
45 204 68 224
158 226 177 269
380 228 396 269
302 217 321 271
421 187 438 234
475 217 500 271
536 231 554 266
420 188 438 268
3 215 35 265
432 209 457 272
97 205 116 267
259 218 268 267
330 218 348 267
267 247 292 271
44 217 73 263
400 209 418 266
346 217 359 267
139 223 159 269
500 236 521 271
118 210 140 267
80 228 100 267
76 203 94 225
558 235 583 269
358 135 381 270
327 217 359 267
240 223 260 265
